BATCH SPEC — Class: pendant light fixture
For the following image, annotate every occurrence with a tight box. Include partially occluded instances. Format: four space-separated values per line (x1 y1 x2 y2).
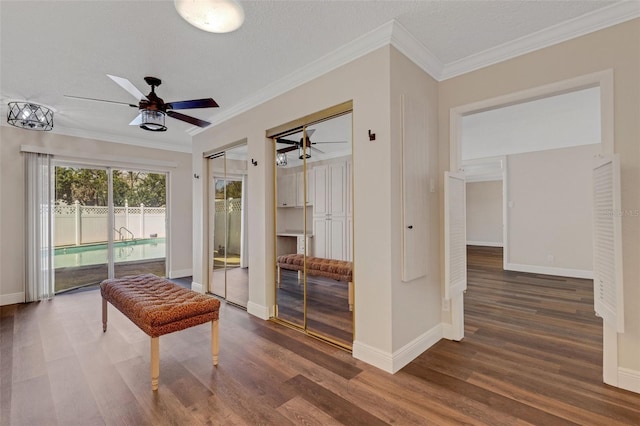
174 0 245 33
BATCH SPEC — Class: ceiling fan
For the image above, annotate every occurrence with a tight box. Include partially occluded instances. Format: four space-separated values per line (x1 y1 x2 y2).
276 129 347 159
65 74 218 132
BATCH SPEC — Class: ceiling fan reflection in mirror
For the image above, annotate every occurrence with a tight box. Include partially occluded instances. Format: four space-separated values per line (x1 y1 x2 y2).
276 129 347 160
65 75 218 132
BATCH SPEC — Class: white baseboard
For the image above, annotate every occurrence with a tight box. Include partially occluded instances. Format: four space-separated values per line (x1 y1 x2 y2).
618 367 640 394
442 323 454 340
169 268 192 279
247 301 270 320
467 241 503 248
353 323 443 374
0 292 24 306
191 281 204 293
505 262 593 279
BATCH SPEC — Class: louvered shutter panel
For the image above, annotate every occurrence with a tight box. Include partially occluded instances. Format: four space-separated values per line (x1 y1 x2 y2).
592 155 624 332
445 172 466 299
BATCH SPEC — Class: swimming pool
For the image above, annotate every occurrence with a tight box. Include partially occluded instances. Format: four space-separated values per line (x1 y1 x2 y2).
55 238 166 268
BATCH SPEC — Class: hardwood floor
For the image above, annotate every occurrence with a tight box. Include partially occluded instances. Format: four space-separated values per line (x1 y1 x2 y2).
2 246 639 425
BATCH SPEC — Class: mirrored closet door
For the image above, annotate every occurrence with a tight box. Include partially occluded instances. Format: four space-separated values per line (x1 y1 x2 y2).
273 109 353 348
208 145 249 308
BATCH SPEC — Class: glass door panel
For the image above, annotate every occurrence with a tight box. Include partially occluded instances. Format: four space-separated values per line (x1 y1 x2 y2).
304 114 353 348
274 126 308 327
210 154 227 297
54 166 109 293
273 112 354 349
208 147 249 308
112 169 167 279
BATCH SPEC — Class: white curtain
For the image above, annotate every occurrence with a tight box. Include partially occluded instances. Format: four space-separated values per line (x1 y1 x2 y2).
240 174 249 268
25 152 55 301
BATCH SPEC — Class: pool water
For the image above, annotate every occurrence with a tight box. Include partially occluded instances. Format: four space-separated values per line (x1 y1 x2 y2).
55 238 166 268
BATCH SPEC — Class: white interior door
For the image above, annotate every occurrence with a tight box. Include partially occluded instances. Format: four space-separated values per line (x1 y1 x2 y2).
592 155 624 332
445 171 467 300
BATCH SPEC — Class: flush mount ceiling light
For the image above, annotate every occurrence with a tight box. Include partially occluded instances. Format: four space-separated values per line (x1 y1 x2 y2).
7 102 54 131
174 0 245 33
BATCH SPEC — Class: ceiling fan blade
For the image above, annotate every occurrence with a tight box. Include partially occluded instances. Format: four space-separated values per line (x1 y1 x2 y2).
107 74 148 102
310 146 325 154
276 138 299 145
167 110 211 128
277 146 298 154
166 98 219 110
129 114 142 126
64 94 137 107
312 140 349 144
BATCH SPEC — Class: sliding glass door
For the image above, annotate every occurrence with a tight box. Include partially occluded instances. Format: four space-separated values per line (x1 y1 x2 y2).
273 110 354 349
53 164 167 293
208 145 249 308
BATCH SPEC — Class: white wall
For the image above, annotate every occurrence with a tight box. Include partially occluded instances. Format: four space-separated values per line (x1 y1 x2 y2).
466 181 503 247
192 46 442 373
439 19 640 376
506 144 599 277
0 126 193 305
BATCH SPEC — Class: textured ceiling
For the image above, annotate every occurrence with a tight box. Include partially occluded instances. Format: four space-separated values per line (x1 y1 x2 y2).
0 0 628 152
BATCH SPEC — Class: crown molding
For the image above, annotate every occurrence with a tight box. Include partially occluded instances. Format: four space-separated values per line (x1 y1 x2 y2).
190 20 396 135
389 20 443 80
440 1 640 80
45 124 192 153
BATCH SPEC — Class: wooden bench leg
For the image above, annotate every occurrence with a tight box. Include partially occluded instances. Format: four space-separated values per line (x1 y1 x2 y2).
102 298 108 332
277 266 281 288
212 319 219 366
151 337 159 391
348 282 354 312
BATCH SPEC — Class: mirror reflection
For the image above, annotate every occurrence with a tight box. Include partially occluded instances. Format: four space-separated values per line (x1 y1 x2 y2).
209 145 249 308
275 112 353 347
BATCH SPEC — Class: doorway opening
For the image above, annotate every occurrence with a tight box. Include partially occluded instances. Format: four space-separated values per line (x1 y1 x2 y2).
447 70 622 386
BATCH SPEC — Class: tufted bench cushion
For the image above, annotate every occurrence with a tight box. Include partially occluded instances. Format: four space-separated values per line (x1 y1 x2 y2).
100 273 220 338
100 274 220 390
276 254 354 311
276 254 352 282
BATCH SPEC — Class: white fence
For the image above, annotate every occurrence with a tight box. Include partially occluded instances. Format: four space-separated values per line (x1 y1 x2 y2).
214 199 242 255
54 201 166 247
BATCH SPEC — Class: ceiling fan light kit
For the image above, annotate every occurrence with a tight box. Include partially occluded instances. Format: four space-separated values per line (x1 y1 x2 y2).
7 102 54 131
174 0 245 33
276 152 287 167
140 109 167 132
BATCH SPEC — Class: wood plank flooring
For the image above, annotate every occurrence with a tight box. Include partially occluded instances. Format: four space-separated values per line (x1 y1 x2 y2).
2 246 639 425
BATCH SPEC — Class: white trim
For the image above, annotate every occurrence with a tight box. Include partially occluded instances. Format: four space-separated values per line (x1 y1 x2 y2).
20 145 179 169
440 1 640 80
504 263 593 279
0 292 24 306
40 124 192 154
354 324 444 374
247 301 270 320
389 20 443 79
441 323 454 340
191 281 204 293
467 241 503 248
169 269 192 279
390 324 443 373
618 368 640 394
352 340 394 373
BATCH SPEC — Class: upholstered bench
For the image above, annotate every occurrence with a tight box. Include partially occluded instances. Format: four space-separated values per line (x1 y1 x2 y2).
100 274 220 391
276 254 354 311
